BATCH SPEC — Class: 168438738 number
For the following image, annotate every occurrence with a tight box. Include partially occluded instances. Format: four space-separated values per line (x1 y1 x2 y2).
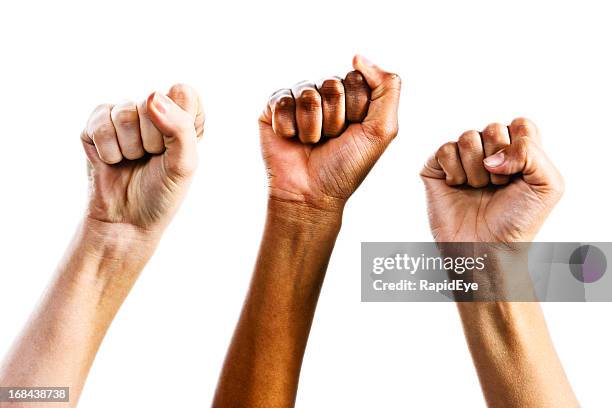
0 387 69 402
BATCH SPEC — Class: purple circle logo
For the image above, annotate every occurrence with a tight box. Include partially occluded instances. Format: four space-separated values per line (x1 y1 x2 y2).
570 245 607 283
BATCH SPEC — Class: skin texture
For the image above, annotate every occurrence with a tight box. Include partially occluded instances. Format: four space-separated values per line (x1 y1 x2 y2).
213 55 401 407
421 119 579 407
0 84 203 408
421 119 564 243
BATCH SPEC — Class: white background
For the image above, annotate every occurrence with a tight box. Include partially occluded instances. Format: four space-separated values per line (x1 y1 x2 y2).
1 0 611 406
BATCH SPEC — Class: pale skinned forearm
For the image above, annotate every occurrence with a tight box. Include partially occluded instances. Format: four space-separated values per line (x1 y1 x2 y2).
0 218 160 407
457 297 579 407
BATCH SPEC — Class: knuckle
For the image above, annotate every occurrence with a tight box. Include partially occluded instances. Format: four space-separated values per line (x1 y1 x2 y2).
276 95 295 111
112 104 138 127
344 72 369 94
91 122 116 144
87 104 111 127
297 89 321 111
482 123 505 139
169 83 194 99
345 70 366 85
269 90 290 108
510 117 537 135
511 117 534 127
91 103 111 116
169 83 197 110
319 78 345 98
457 130 479 147
436 142 457 159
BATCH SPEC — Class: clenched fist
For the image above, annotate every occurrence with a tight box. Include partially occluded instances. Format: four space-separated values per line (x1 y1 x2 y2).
260 55 401 211
421 118 564 243
81 84 204 231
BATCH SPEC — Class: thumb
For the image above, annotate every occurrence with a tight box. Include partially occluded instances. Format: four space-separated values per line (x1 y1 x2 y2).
147 91 198 178
167 83 205 139
483 137 564 193
352 55 401 141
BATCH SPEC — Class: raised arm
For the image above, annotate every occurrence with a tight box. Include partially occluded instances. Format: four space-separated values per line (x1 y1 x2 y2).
213 56 401 407
420 119 578 407
0 85 203 407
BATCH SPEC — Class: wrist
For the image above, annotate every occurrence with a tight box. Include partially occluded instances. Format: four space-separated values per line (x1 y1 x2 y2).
266 197 344 232
62 217 161 287
439 243 533 301
80 217 162 258
45 218 161 323
251 198 343 316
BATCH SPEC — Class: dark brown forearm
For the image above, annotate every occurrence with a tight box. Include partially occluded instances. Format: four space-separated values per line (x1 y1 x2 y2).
213 199 343 408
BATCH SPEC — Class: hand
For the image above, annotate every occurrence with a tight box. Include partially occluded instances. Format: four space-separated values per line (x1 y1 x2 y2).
0 85 203 402
421 118 564 243
259 55 401 212
81 84 204 232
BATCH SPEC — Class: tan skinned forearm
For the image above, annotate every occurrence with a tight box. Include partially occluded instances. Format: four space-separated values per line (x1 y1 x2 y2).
457 300 579 408
213 199 343 408
0 218 160 408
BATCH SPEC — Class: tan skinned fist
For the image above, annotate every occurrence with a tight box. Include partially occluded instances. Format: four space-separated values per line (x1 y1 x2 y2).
81 84 204 232
259 55 401 211
420 118 564 243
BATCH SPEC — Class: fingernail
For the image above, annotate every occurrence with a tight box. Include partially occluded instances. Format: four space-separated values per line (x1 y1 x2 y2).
484 150 505 167
358 55 374 67
151 92 169 114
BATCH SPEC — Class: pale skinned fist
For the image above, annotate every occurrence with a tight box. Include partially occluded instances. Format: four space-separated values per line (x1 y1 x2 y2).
421 118 564 243
81 84 204 231
259 55 401 211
